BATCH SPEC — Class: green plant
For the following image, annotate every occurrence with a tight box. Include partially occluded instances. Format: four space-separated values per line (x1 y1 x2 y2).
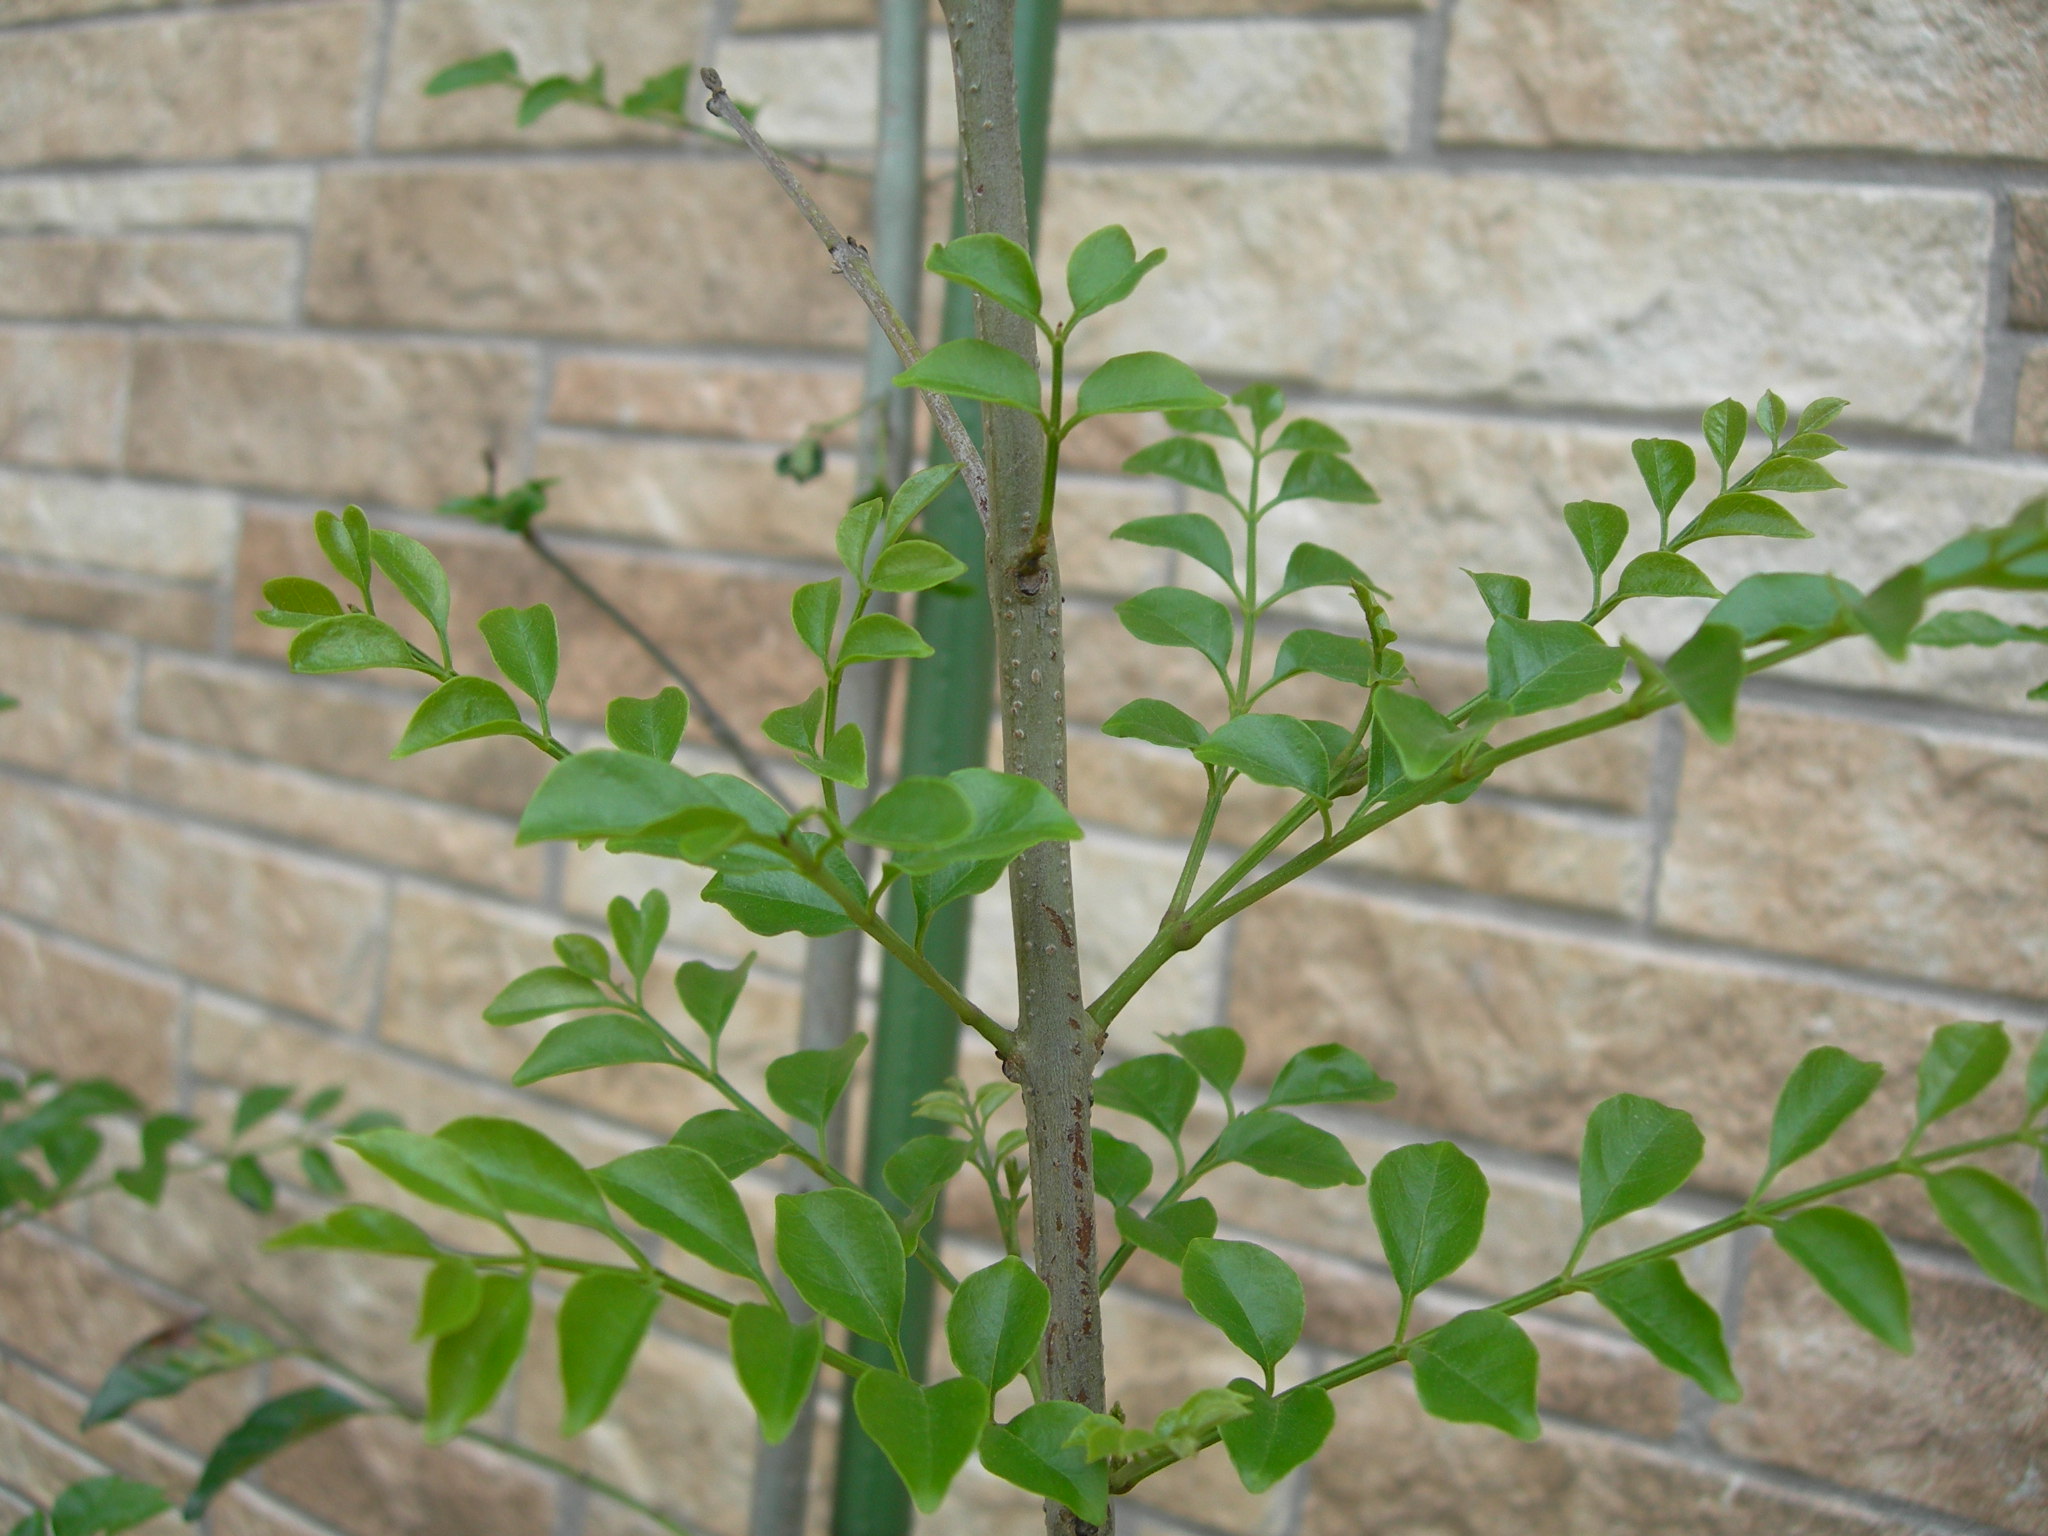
73 9 2048 1536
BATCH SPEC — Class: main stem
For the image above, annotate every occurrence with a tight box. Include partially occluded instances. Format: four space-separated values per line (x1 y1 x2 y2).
940 2 1106 1531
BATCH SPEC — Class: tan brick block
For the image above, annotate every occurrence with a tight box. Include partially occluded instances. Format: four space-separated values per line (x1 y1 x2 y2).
207 1487 341 1536
2020 346 2048 454
1660 706 2048 999
0 234 298 323
375 0 710 151
0 917 178 1100
733 0 1425 27
0 616 134 789
0 168 318 232
1302 1374 1925 1536
1335 797 1650 917
0 468 237 581
0 562 214 650
714 31 955 152
1442 0 2048 161
1714 1243 2048 1530
0 1399 188 1536
0 778 385 1024
0 5 374 168
1067 729 1213 844
1041 168 1991 441
0 327 127 469
547 354 862 443
2017 194 2048 331
0 1226 179 1393
125 334 537 510
129 739 543 901
1051 473 1177 597
305 163 870 350
0 1345 251 1474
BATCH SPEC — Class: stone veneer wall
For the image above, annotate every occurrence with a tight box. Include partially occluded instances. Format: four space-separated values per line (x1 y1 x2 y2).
2 1 2047 1533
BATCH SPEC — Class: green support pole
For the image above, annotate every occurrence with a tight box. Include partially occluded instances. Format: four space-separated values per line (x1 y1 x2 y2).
829 1 1061 1530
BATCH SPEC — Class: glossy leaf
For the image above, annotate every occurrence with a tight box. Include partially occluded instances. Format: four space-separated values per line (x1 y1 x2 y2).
478 604 559 710
1271 451 1377 507
851 777 975 851
437 1117 612 1232
1074 352 1225 420
339 1127 502 1226
1370 689 1474 779
394 677 533 758
870 539 968 593
1101 698 1208 751
1772 1207 1912 1353
557 1272 659 1436
775 1188 905 1345
1092 1128 1154 1208
553 933 610 980
891 767 1083 875
511 1015 676 1086
704 863 859 938
255 575 344 628
369 528 450 651
1271 628 1376 688
608 890 669 983
84 1316 279 1430
1708 572 1854 644
676 952 754 1050
1631 439 1696 521
853 1372 989 1515
926 232 1041 319
425 1273 531 1442
1113 513 1236 588
1213 1109 1364 1188
1671 492 1811 549
1409 1310 1540 1440
1115 1197 1217 1263
1122 437 1228 496
766 1033 868 1134
1702 399 1747 478
599 1146 763 1284
895 339 1042 415
883 463 960 543
948 1256 1051 1395
980 1401 1108 1526
606 687 690 761
1797 396 1848 434
1219 1385 1334 1495
1264 1043 1396 1108
1564 500 1630 584
314 506 372 599
1746 456 1845 494
1614 551 1721 603
671 1109 790 1177
1116 587 1234 678
792 579 840 660
1192 713 1330 796
289 614 423 675
1065 224 1167 321
1466 570 1531 622
1592 1259 1739 1402
1486 617 1625 715
484 965 608 1025
1762 1046 1884 1188
1095 1053 1200 1143
1181 1238 1304 1375
1370 1141 1489 1302
1165 1026 1246 1097
1657 621 1746 743
1915 1021 2010 1132
1924 1168 2048 1308
1578 1094 1704 1237
1270 542 1376 603
730 1302 823 1444
515 750 706 845
839 613 935 666
183 1387 365 1517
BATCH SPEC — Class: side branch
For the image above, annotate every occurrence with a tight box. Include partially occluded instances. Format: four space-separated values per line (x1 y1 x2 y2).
700 67 991 531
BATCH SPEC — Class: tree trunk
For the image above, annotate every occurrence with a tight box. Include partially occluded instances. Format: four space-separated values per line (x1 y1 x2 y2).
936 2 1107 1532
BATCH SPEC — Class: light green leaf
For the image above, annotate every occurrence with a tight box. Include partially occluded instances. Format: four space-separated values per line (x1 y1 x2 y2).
1578 1094 1704 1238
851 776 975 850
1065 224 1167 322
1274 418 1349 453
1592 1259 1739 1402
1465 570 1530 622
1101 698 1208 750
1708 572 1855 644
1772 1208 1912 1353
1910 610 2048 648
883 463 960 543
1702 400 1746 479
1091 1128 1153 1208
436 1117 612 1232
1797 396 1848 434
1219 1385 1334 1495
1761 1046 1884 1189
1925 1168 2048 1308
394 677 534 758
1613 551 1722 603
884 1135 969 1210
415 1256 482 1340
511 1015 676 1086
606 687 690 761
1409 1310 1540 1440
558 1272 658 1436
314 506 373 601
182 1389 363 1518
478 603 559 710
1271 451 1377 507
870 539 968 593
1487 616 1624 715
1656 621 1746 743
1122 437 1228 496
1164 1026 1246 1098
1563 500 1630 585
890 767 1083 876
425 48 519 94
792 579 840 661
1631 438 1696 521
775 1187 906 1346
853 1372 989 1515
619 64 689 118
1115 586 1233 678
1370 689 1474 780
676 951 753 1051
671 1109 790 1178
553 933 609 981
83 1316 280 1431
927 232 1041 320
1264 1043 1396 1108
369 528 451 653
895 339 1042 415
1115 1197 1217 1263
765 1033 868 1134
289 614 429 676
1915 1021 2010 1131
1271 629 1376 689
264 1204 440 1259
948 1256 1051 1396
1370 1141 1488 1302
1232 384 1284 432
1095 1053 1199 1143
599 1146 764 1284
730 1303 824 1444
51 1476 171 1536
1212 1108 1365 1188
425 1274 531 1442
1192 713 1330 796
1074 352 1224 421
339 1127 502 1226
1181 1238 1304 1375
516 750 709 846
980 1402 1108 1525
483 965 608 1025
1671 492 1811 549
1113 513 1236 588
840 613 934 666
1745 456 1845 494
608 889 669 983
1271 542 1377 604
257 576 345 627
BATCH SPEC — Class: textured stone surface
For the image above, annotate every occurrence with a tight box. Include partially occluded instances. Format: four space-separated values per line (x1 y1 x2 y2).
0 468 237 580
1441 0 2048 160
2021 346 2048 453
0 4 374 168
1041 168 1992 439
306 162 871 349
0 327 127 469
0 1227 179 1392
0 561 216 649
0 168 318 232
1659 706 2048 999
2017 194 2048 330
0 917 179 1100
1715 1244 2048 1530
124 334 538 509
733 0 1425 28
0 234 298 323
547 354 862 441
0 616 134 789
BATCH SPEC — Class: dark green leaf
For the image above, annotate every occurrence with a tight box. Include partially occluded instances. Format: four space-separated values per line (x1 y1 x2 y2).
1409 1310 1540 1440
853 1372 989 1515
895 339 1042 415
1578 1094 1704 1237
1264 1043 1396 1108
426 49 519 95
478 604 559 710
598 1145 768 1281
870 539 968 593
766 1034 868 1134
851 777 975 851
1269 542 1376 603
1271 451 1377 507
300 1146 347 1197
1192 714 1330 796
1095 1054 1199 1143
1613 552 1721 603
1671 492 1811 549
1113 513 1236 589
84 1316 278 1431
1091 1129 1153 1208
1762 1046 1884 1188
50 1476 170 1536
1101 698 1208 750
1164 1027 1245 1098
1853 566 1926 660
2028 1030 2048 1119
1122 437 1227 496
185 1388 363 1517
1772 1208 1912 1353
1915 1020 2010 1131
512 1015 677 1086
1115 1197 1217 1263
705 864 858 938
606 687 690 761
1369 689 1476 780
1233 384 1284 432
483 965 608 1026
1592 1259 1739 1402
619 64 689 118
926 232 1041 320
264 1203 440 1258
730 1303 823 1445
980 1402 1108 1526
1181 1238 1303 1374
948 1256 1051 1396
1271 629 1376 688
1369 1141 1488 1301
884 1135 969 1211
1218 1385 1334 1495
1465 570 1530 622
775 1188 905 1346
558 1272 659 1436
1065 224 1167 321
676 952 754 1048
1486 617 1624 715
232 1085 293 1138
394 677 534 758
1115 587 1233 678
1924 1168 2048 1308
1745 456 1844 494
415 1256 482 1340
839 613 934 667
425 1274 531 1442
1212 1108 1365 1188
437 1117 612 1232
1702 400 1746 479
670 1110 790 1177
1657 621 1746 743
289 614 426 675
111 1113 200 1204
1631 439 1696 521
369 529 450 652
517 67 605 127
226 1155 274 1212
1074 352 1224 421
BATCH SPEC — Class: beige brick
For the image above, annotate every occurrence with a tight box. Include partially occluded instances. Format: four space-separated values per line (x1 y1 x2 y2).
0 5 374 168
1441 0 2048 160
733 0 1425 28
207 1488 342 1536
1334 797 1650 917
1302 1374 1926 1536
2021 346 2048 454
305 163 871 350
138 652 548 819
0 327 127 470
125 334 537 510
1715 1243 2048 1530
0 1393 189 1536
0 918 179 1100
0 234 298 324
2017 194 2048 331
712 32 956 153
128 738 544 901
1660 706 2048 999
0 563 214 650
0 168 318 232
376 0 710 151
0 1347 249 1479
0 468 237 581
0 777 385 1024
1041 168 1991 441
547 354 862 442
0 616 134 789
0 1226 179 1393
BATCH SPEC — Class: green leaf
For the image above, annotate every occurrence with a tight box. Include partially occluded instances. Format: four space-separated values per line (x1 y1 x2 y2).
1563 500 1630 588
557 1272 659 1436
1671 492 1811 549
1709 572 1855 644
1925 1168 2048 1308
792 579 841 661
1065 224 1167 321
1212 1109 1365 1188
606 687 690 761
1631 438 1696 522
1702 399 1747 479
264 1203 440 1259
1745 456 1845 494
1465 571 1530 622
1165 406 1244 441
516 750 707 846
437 1117 612 1232
1091 1129 1153 1208
288 614 427 675
84 1316 279 1430
1853 566 1926 660
339 1128 503 1226
766 1034 868 1135
415 1256 482 1340
1271 629 1376 689
478 604 559 711
980 1402 1108 1526
394 677 533 758
1074 352 1224 421
299 1146 348 1197
425 1274 531 1443
369 529 451 654
1915 1020 2009 1132
598 1146 763 1283
704 863 860 938
1409 1310 1540 1440
2029 1031 2048 1119
882 463 960 543
1486 617 1624 715
1797 396 1848 434
512 1015 676 1086
834 498 886 577
609 890 670 983
671 1110 790 1177
1115 586 1233 679
775 1188 905 1346
839 613 933 667
1218 1384 1334 1495
314 506 373 600
1101 698 1208 750
619 63 689 118
948 1256 1051 1396
1113 513 1236 589
676 952 754 1049
47 1476 170 1536
895 339 1042 415
1270 542 1376 604
730 1303 823 1444
853 1372 989 1515
483 965 608 1025
1370 689 1474 780
1122 437 1228 496
1181 1238 1304 1375
517 66 605 127
1369 1141 1488 1302
1264 1043 1396 1108
870 539 968 594
1762 1046 1885 1189
1271 451 1377 507
884 1135 970 1213
1910 610 2048 648
927 232 1041 320
1592 1259 1739 1402
890 768 1082 875
1656 621 1746 743
1782 431 1842 459
851 777 975 851
554 933 611 980
1095 1053 1199 1143
185 1388 363 1518
1613 551 1722 603
1192 714 1330 797
1164 1027 1245 1098
1578 1094 1704 1238
1154 1386 1254 1456
1273 418 1349 453
1233 384 1285 432
426 49 519 95
256 576 345 627
233 1084 293 1137
1115 1198 1217 1263
1771 1208 1912 1353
